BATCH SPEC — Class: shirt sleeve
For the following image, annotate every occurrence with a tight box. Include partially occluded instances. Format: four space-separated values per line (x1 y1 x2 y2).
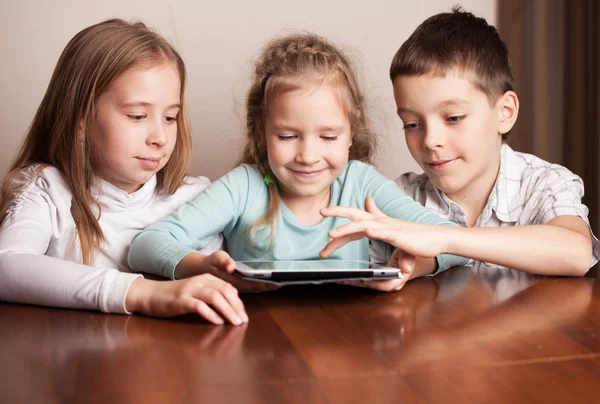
0 173 141 314
128 165 251 279
359 164 469 273
527 167 600 266
529 167 590 224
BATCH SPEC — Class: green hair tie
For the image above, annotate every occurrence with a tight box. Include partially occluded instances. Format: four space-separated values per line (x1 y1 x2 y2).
263 173 274 186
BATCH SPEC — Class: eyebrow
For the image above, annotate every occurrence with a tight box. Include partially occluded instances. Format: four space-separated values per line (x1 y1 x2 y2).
316 125 346 133
270 124 346 132
436 98 470 109
397 98 470 115
120 101 181 109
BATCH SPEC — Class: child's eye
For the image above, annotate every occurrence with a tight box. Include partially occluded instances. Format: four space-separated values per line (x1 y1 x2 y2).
165 116 177 123
403 123 421 131
128 114 146 121
321 135 338 141
447 115 466 123
278 135 297 141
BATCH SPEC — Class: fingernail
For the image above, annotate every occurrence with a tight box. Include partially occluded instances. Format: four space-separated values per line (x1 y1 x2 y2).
241 312 249 323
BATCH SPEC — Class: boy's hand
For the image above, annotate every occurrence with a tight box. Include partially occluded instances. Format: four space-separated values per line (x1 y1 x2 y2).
338 248 415 292
126 275 249 325
320 196 449 259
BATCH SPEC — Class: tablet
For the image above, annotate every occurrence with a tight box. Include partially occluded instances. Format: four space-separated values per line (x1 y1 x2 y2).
235 259 402 285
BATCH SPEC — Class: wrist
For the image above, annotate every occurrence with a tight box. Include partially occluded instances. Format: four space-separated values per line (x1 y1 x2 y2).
125 278 154 313
412 257 437 279
440 225 461 254
175 252 209 279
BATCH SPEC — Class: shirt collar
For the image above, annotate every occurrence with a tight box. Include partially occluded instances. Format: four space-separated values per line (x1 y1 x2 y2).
427 185 454 216
93 175 158 211
488 143 524 223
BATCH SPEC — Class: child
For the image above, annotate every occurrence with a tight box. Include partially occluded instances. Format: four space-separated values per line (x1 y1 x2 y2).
320 7 599 277
127 33 469 291
0 19 249 325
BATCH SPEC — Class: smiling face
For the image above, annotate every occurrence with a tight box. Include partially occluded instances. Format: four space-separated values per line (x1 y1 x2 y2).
265 83 352 208
91 62 181 193
392 69 512 202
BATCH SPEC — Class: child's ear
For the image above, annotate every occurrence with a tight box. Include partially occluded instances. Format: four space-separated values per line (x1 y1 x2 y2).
497 91 519 135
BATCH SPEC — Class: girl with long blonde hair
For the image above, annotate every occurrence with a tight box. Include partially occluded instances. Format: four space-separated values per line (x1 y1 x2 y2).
128 33 468 291
0 19 247 325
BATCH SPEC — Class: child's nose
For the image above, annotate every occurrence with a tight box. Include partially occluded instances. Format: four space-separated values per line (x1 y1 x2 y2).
147 120 169 147
296 141 320 164
422 125 446 150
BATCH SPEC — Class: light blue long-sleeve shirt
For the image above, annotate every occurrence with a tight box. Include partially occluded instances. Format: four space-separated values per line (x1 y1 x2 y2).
128 161 468 279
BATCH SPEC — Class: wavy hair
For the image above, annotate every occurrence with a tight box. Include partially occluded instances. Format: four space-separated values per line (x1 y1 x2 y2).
241 33 376 244
0 19 192 265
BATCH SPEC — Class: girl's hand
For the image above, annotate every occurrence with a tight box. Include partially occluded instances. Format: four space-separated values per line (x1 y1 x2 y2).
202 250 237 274
203 251 280 293
126 275 249 325
177 251 280 293
338 248 416 292
320 196 449 259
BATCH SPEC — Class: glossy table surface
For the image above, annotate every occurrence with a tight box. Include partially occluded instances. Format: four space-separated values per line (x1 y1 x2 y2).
2 263 600 403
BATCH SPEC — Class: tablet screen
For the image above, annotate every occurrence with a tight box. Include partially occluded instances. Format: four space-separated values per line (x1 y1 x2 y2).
238 260 385 271
235 260 401 284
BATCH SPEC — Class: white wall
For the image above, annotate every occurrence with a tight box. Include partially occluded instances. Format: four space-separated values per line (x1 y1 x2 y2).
0 0 496 181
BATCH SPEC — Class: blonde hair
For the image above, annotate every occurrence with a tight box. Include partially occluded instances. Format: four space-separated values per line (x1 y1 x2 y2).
241 33 375 243
0 19 192 265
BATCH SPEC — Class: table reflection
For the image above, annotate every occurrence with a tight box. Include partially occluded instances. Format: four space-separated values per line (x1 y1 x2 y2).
0 263 597 404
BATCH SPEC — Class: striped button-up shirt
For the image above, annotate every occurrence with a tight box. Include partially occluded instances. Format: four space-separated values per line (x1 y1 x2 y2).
372 143 600 269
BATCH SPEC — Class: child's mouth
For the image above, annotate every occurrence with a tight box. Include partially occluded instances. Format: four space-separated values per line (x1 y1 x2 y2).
427 158 458 171
137 157 162 170
291 169 324 179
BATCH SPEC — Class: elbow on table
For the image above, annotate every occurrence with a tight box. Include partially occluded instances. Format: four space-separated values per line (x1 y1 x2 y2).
566 239 593 277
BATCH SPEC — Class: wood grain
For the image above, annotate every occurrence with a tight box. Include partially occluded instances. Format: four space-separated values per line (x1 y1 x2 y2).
1 264 599 403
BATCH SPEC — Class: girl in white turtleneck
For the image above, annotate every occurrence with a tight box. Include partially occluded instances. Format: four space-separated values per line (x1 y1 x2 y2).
0 19 250 325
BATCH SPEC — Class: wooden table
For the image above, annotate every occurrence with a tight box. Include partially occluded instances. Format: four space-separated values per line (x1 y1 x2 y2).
2 263 600 403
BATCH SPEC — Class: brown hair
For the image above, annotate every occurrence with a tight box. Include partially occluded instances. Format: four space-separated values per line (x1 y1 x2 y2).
389 7 514 139
240 33 375 243
0 19 192 265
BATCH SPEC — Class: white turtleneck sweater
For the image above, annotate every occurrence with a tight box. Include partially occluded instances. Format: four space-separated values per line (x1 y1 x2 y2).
0 166 223 314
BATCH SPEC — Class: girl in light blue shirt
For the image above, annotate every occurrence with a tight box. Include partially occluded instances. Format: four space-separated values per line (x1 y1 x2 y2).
128 33 468 292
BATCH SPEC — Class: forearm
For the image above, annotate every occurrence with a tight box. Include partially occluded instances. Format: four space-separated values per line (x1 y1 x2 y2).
444 225 592 276
0 250 140 313
128 171 242 279
174 252 211 279
128 231 196 279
